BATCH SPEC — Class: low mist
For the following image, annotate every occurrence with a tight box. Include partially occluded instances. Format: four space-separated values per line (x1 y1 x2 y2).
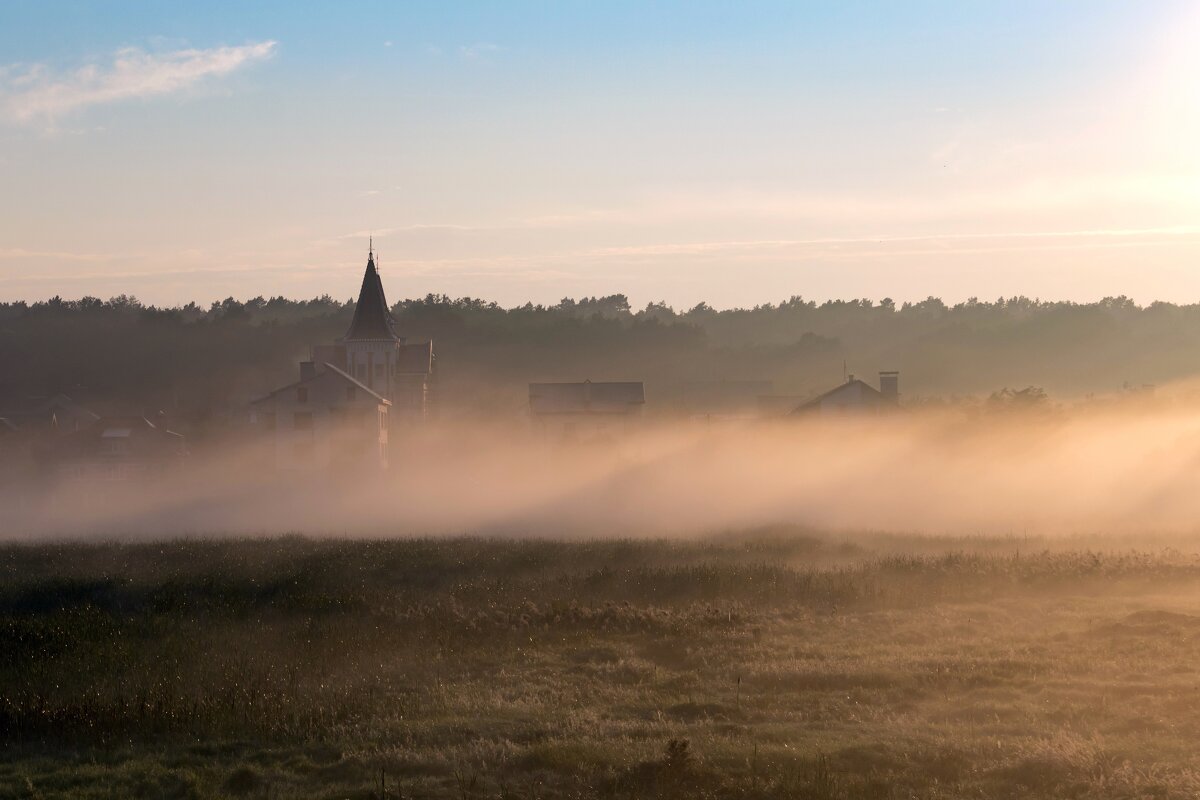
8 393 1200 541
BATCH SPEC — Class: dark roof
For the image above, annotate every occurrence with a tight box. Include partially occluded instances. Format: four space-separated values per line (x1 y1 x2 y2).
396 341 433 375
529 381 645 415
55 416 185 457
250 362 390 405
0 394 99 430
795 379 884 412
343 252 400 341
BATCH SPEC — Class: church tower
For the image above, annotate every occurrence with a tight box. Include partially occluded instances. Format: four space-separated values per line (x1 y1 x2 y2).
312 243 434 423
343 241 402 392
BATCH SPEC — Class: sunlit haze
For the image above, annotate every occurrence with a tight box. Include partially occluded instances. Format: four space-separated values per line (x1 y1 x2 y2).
3 1 1200 308
13 6 1200 795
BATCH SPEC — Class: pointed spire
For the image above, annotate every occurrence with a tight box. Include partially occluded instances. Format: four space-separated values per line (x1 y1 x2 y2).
344 245 399 341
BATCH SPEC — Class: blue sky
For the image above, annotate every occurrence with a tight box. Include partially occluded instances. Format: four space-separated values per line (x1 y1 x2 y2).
1 1 1198 307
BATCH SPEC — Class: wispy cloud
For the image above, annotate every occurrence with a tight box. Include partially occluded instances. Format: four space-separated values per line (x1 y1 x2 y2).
0 247 119 263
458 43 501 61
0 40 277 125
338 224 487 239
338 228 396 240
585 226 1200 258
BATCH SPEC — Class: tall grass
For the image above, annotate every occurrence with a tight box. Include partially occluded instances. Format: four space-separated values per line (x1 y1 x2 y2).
4 534 1200 798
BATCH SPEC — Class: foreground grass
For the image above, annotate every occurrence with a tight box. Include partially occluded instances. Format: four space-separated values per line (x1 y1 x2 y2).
3 533 1200 798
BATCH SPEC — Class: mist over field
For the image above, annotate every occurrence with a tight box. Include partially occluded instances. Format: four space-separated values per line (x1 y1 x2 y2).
10 2 1200 795
10 288 1200 542
8 396 1200 540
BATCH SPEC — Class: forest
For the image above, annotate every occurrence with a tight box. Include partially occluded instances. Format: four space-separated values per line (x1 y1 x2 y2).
1 292 1195 424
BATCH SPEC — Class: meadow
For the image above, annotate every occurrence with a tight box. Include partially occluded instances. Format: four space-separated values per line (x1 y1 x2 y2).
3 532 1200 799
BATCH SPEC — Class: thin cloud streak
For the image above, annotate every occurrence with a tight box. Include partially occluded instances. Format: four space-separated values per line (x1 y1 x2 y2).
0 248 121 262
311 225 1200 278
0 40 277 124
586 226 1200 258
458 43 501 60
8 225 1196 288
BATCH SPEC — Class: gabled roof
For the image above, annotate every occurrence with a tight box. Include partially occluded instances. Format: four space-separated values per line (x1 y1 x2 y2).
0 394 99 429
57 415 185 451
796 378 884 412
250 362 390 406
321 363 390 403
343 251 400 341
96 416 184 440
529 381 645 415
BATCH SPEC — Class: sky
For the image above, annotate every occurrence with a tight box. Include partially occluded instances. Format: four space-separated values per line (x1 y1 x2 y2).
1 0 1199 309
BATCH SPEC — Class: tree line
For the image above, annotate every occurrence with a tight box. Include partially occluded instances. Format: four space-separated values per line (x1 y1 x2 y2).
1 292 1195 425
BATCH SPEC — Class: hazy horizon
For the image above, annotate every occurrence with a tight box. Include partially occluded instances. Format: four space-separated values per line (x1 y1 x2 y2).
11 281 1200 313
4 1 1200 308
10 6 1200 793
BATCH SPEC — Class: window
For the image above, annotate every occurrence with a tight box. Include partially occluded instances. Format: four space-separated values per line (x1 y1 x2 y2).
356 365 367 379
374 364 384 379
345 385 356 401
297 387 308 403
293 411 313 430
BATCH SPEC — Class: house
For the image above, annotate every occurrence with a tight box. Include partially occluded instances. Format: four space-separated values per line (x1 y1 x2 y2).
53 416 187 483
0 395 101 484
0 394 99 433
247 244 433 468
793 371 900 415
308 243 434 425
529 380 645 441
757 394 808 417
250 361 390 471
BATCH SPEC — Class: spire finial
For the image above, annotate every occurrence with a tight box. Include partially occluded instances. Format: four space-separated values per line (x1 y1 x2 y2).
369 236 373 258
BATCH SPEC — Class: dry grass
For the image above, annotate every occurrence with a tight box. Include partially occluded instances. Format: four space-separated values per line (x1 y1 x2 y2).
3 532 1200 798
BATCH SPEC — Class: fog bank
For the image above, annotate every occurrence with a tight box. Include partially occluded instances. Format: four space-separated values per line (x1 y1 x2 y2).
7 399 1200 541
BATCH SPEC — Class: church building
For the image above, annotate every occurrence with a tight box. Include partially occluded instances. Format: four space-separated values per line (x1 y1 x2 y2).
249 245 434 470
311 243 434 423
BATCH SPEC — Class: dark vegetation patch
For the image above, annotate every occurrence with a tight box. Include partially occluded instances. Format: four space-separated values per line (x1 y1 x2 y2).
2 535 1200 798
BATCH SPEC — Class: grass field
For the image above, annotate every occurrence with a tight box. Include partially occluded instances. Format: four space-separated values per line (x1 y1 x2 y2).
4 532 1200 798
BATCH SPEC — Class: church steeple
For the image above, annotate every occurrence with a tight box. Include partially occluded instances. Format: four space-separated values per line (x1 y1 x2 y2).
344 242 399 341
